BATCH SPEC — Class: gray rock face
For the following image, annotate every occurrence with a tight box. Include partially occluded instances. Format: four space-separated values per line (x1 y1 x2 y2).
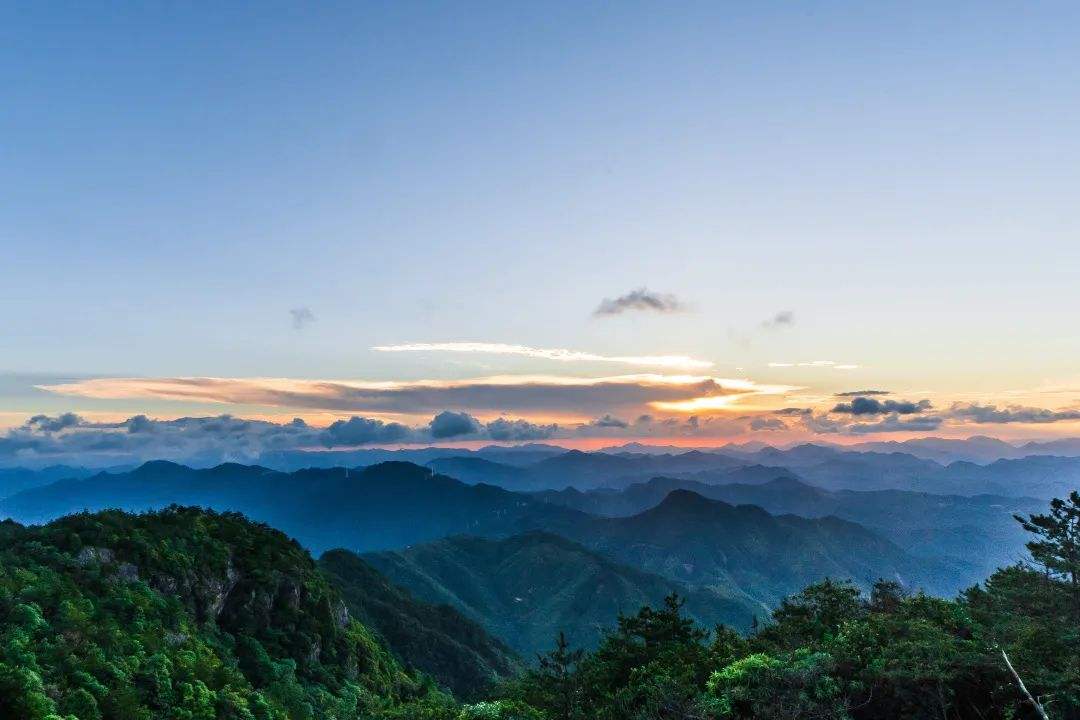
198 558 241 621
334 599 350 629
76 546 116 566
117 563 140 581
152 574 179 595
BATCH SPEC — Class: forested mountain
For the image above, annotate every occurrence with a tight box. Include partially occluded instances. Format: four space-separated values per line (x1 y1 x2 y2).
483 491 1080 720
2 491 1077 719
425 457 538 491
535 475 1039 579
0 461 589 554
0 506 458 719
0 460 955 606
319 549 521 697
0 465 101 500
362 532 763 658
522 449 744 489
554 490 959 603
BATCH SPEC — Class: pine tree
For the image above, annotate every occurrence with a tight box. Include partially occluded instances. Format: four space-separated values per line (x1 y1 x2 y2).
535 632 583 720
1016 490 1080 617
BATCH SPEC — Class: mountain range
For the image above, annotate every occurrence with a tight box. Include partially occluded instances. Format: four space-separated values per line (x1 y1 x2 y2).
534 475 1038 579
0 458 963 625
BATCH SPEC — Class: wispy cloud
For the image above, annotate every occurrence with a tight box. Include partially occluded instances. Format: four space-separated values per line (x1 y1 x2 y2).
289 307 316 330
768 360 860 370
946 403 1080 424
760 310 795 329
373 342 713 370
593 288 685 316
38 374 792 418
834 389 891 397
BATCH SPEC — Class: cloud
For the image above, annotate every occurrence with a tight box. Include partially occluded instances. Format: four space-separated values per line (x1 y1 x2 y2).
321 416 414 446
775 407 813 416
768 361 860 370
290 307 316 330
0 411 561 467
373 342 712 370
794 411 943 435
40 374 792 418
586 414 630 429
0 407 765 467
0 413 325 467
834 390 891 397
484 418 558 441
428 411 484 439
946 403 1080 425
831 397 932 416
750 417 788 431
845 414 944 434
593 288 685 316
760 310 795 329
26 412 82 432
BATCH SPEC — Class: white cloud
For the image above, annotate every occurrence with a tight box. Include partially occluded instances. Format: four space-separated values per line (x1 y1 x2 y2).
373 342 713 370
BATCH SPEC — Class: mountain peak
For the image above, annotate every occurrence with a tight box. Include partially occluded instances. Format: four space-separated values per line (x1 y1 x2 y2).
654 488 722 513
132 460 191 477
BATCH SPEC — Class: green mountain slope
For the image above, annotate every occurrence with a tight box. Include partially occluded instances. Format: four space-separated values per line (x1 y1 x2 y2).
0 507 456 719
362 531 764 658
536 475 1039 580
319 549 521 697
559 489 957 604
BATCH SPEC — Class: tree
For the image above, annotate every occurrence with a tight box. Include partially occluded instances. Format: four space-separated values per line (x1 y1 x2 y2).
531 632 584 720
1016 490 1080 616
758 579 864 649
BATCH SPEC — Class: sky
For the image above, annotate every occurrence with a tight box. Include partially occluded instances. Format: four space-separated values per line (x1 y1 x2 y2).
3 2 1080 464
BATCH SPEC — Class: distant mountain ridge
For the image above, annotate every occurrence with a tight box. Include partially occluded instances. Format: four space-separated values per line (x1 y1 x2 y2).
0 459 956 620
534 475 1037 581
552 488 959 604
0 460 590 554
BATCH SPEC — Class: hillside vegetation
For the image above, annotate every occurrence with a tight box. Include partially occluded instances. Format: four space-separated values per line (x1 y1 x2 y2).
362 532 762 658
0 507 459 719
319 549 521 697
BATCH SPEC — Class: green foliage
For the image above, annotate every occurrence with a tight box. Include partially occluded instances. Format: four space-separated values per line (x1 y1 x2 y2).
0 506 452 719
1015 490 1080 615
319 548 520 698
493 492 1080 719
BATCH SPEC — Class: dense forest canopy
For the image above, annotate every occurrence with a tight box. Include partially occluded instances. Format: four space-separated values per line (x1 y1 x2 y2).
0 492 1076 719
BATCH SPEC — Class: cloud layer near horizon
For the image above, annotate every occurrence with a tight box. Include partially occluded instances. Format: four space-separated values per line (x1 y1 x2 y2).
38 374 793 417
0 410 750 467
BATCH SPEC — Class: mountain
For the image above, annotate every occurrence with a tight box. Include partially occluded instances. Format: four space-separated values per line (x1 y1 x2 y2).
362 531 762 657
847 436 1025 464
0 506 452 718
848 436 1080 464
254 443 568 472
319 549 520 696
535 475 1037 581
928 455 1080 498
558 490 958 604
524 449 743 489
425 456 537 490
0 464 101 499
0 460 589 554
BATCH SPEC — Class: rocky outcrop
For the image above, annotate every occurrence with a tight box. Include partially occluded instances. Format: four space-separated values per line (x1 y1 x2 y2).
76 546 115 565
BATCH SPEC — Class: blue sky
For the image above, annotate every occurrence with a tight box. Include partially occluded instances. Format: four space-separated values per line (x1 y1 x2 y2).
3 2 1080 452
